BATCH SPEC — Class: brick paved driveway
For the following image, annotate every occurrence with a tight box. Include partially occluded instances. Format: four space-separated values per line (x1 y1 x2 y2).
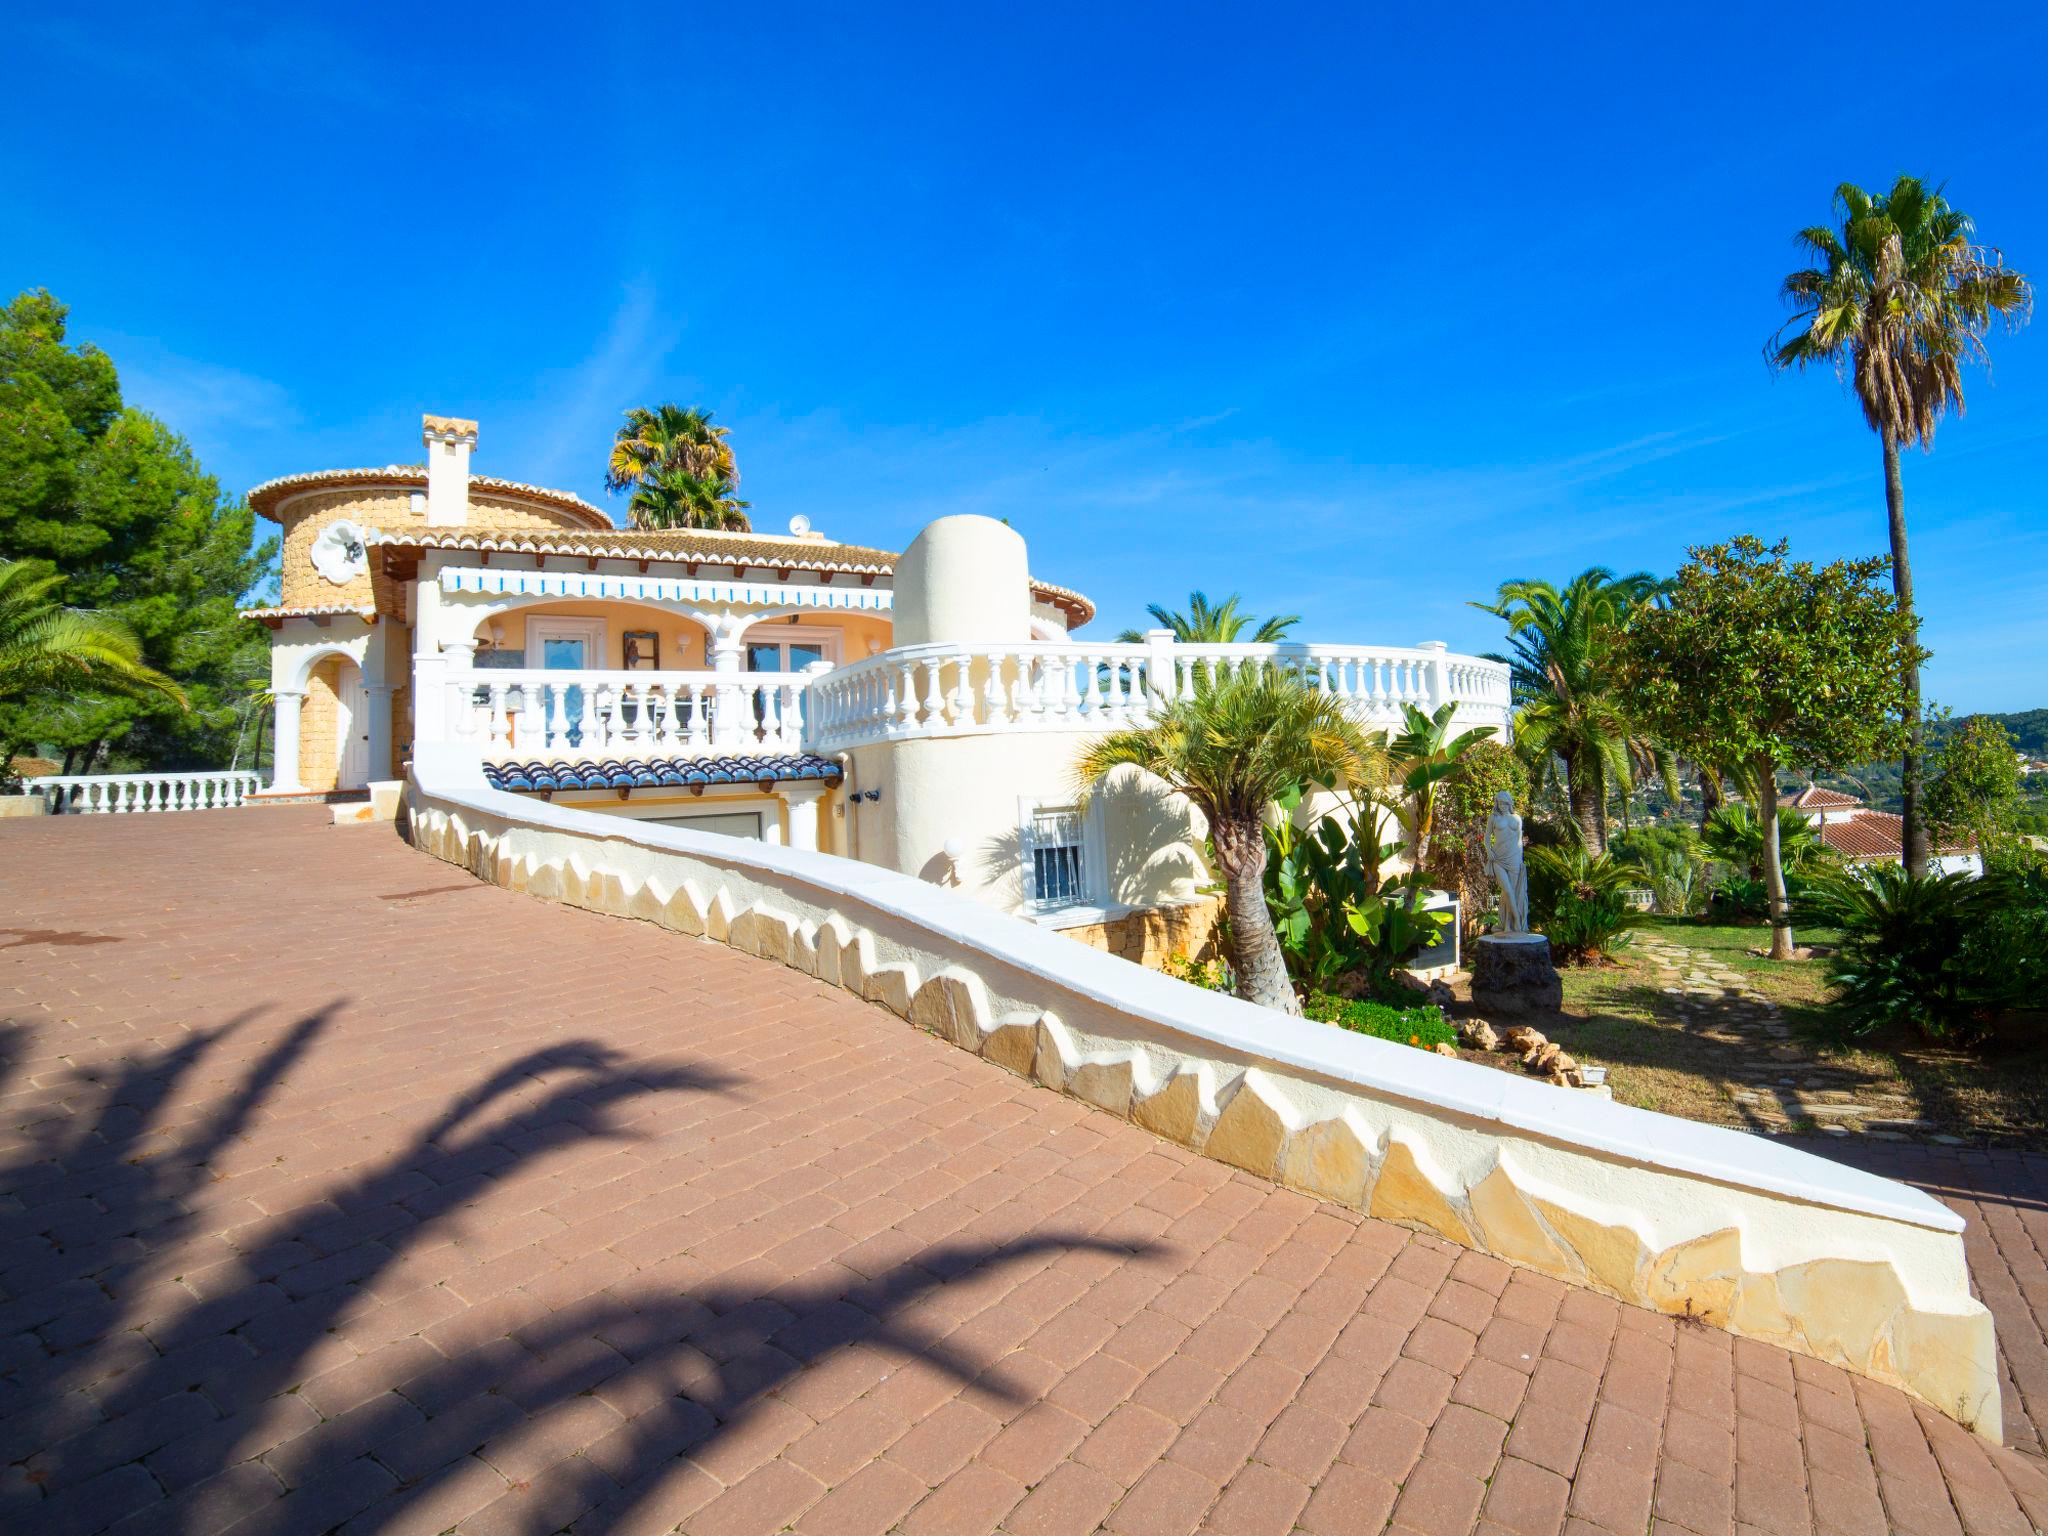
3 809 2045 1536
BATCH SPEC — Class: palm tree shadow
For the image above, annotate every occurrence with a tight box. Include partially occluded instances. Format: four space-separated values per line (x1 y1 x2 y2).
0 1007 745 1533
347 1232 1145 1535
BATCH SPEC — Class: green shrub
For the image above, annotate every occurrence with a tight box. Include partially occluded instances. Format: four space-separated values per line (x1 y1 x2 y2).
1163 953 1233 993
1304 992 1455 1049
1528 845 1645 962
1801 863 2048 1045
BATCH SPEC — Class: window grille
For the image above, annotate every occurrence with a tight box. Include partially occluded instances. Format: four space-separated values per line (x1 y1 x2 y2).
1025 805 1090 911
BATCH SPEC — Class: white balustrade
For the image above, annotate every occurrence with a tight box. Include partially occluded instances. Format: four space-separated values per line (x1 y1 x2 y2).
33 771 263 814
443 668 807 761
435 642 1510 766
801 641 1512 754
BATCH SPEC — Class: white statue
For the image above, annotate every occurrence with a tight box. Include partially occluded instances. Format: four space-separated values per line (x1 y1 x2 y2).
1483 790 1530 935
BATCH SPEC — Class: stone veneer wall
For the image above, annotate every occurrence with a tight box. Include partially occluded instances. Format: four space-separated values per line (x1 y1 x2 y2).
300 656 344 794
275 486 602 610
1059 897 1223 969
402 751 2001 1438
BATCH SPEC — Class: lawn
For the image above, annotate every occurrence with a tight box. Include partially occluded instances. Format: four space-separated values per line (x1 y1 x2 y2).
1455 916 2048 1144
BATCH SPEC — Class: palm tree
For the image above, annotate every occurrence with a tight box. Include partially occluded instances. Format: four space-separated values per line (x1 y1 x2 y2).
1769 177 2032 874
0 559 184 771
1075 668 1372 1016
1383 701 1494 874
624 466 752 532
1115 591 1301 645
1473 568 1669 854
606 405 751 531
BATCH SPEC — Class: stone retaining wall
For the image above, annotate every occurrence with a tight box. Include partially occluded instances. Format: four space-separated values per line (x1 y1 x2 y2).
403 749 2001 1438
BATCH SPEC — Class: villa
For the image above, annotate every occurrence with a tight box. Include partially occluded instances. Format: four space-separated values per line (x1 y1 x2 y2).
1779 783 1982 876
245 413 1512 957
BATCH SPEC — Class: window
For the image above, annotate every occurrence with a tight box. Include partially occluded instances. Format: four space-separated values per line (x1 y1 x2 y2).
1023 804 1091 912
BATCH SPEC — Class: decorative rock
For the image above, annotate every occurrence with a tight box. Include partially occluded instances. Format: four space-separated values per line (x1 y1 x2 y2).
1503 1026 1547 1054
1432 1042 1458 1057
1471 934 1563 1017
1456 1020 1500 1052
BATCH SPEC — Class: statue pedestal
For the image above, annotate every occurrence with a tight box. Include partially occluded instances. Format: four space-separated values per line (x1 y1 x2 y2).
1470 933 1562 1017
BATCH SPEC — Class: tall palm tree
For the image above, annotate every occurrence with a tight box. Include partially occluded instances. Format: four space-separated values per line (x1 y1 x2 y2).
606 405 751 530
1769 176 2032 874
1115 590 1301 645
624 466 752 532
0 559 184 771
1473 568 1669 854
1076 668 1372 1016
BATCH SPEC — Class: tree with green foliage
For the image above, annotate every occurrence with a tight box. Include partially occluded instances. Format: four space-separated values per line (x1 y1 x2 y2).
0 290 276 773
605 404 750 530
1769 177 2032 875
0 559 184 773
1621 537 1921 958
1075 668 1373 1015
1473 567 1672 854
1925 715 2021 851
1381 701 1494 873
1115 591 1300 645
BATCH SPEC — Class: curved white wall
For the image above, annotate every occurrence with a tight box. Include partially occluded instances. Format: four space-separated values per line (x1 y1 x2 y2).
891 514 1032 647
406 744 1999 1440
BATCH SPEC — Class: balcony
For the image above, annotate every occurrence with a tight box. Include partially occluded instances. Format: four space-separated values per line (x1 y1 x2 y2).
803 638 1511 755
435 638 1509 766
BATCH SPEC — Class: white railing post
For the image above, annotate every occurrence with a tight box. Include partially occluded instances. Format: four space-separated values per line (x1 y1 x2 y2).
1418 640 1449 717
270 689 307 792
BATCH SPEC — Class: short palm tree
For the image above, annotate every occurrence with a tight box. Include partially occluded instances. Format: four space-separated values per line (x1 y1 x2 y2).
1115 591 1301 645
1473 568 1669 853
1702 803 1829 882
1769 177 2032 874
1383 701 1494 872
1076 668 1372 1015
606 405 751 530
0 559 185 764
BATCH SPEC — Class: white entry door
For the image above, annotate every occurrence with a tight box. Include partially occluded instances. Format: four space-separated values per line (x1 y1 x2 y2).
335 663 370 789
523 617 605 751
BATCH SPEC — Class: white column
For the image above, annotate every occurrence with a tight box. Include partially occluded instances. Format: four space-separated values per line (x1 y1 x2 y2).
270 689 306 792
1419 639 1449 715
780 783 828 851
710 620 748 751
364 684 396 780
1144 627 1177 707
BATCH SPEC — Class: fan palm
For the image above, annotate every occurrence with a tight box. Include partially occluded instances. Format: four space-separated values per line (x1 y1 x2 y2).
1075 668 1375 1015
606 405 750 530
624 466 752 532
0 559 184 765
1473 568 1670 854
1769 177 2032 874
1114 590 1300 645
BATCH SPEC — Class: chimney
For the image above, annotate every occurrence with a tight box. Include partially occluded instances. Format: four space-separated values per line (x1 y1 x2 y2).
422 414 479 526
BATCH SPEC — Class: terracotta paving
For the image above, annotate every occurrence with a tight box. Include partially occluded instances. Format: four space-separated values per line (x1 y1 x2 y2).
2 808 2046 1536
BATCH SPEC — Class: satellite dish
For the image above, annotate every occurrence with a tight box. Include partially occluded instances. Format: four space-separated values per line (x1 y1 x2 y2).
788 514 812 536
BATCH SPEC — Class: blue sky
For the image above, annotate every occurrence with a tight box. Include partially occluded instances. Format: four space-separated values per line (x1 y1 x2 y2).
6 3 2044 710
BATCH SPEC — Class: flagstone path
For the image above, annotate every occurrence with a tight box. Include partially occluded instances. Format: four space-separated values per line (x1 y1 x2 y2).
1632 933 1949 1140
2 809 2045 1535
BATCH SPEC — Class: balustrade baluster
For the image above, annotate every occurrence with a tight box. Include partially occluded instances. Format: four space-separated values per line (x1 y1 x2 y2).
921 659 947 724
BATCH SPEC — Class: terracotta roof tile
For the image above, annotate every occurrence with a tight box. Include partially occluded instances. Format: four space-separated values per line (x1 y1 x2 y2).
1782 785 1864 811
246 466 609 528
368 527 1097 626
1816 809 1974 860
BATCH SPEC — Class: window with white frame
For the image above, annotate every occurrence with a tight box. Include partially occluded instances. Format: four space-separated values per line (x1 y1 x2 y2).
1021 802 1093 912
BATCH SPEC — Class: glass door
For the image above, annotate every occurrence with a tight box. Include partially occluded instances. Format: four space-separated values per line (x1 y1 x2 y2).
525 619 604 751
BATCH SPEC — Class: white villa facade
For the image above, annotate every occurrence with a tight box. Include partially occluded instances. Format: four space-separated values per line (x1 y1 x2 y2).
246 414 1511 948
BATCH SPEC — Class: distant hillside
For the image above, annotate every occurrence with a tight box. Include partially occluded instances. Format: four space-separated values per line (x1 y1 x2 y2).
1813 710 2046 811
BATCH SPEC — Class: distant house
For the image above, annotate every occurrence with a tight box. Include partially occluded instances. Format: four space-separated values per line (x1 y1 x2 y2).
1779 785 1981 876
